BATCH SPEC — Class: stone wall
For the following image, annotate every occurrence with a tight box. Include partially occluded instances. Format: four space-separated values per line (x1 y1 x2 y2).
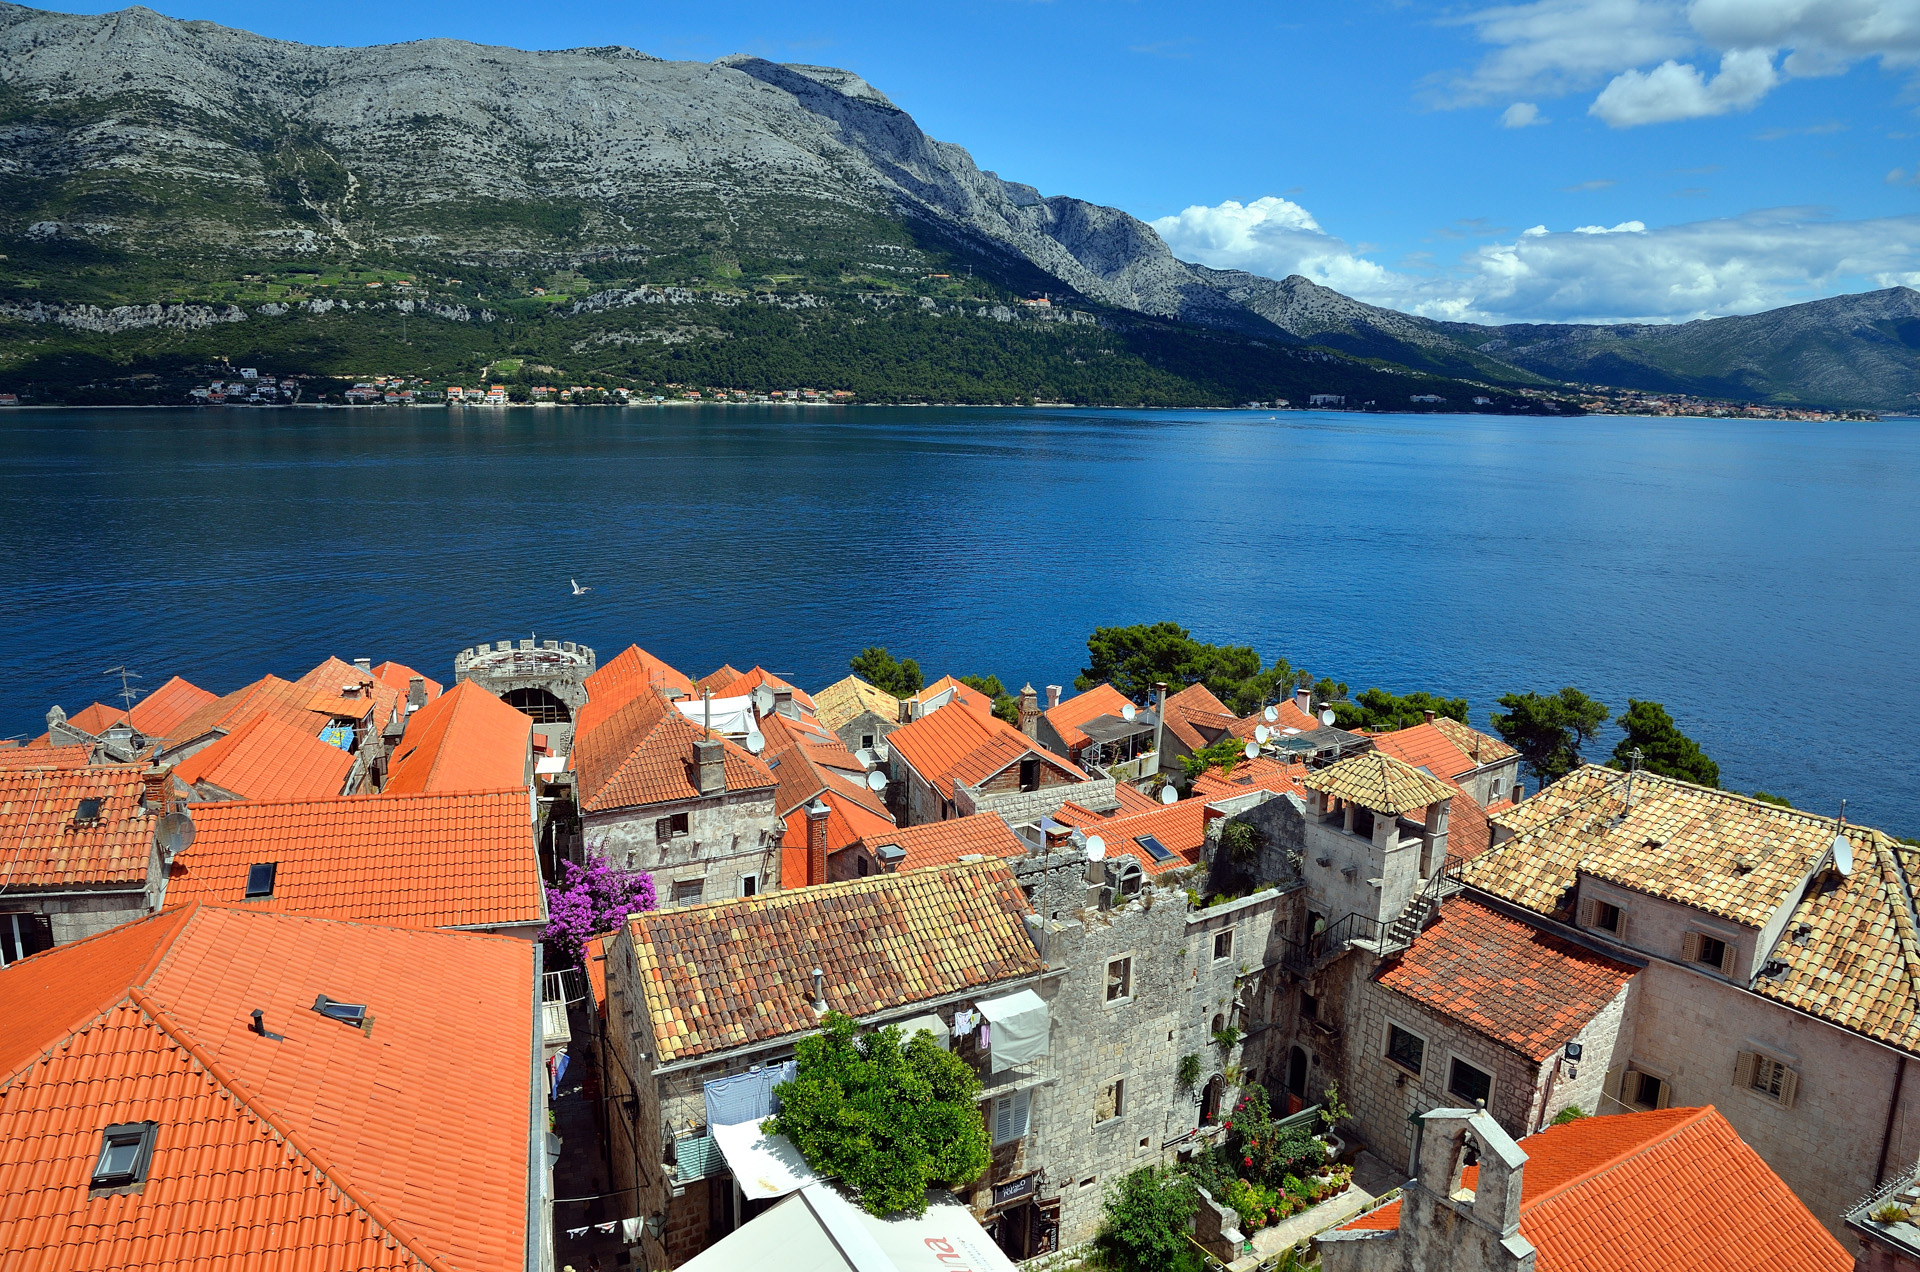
586 787 780 905
831 709 895 757
960 777 1118 826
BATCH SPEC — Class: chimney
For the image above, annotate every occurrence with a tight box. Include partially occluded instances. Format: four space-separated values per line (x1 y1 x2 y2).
1018 684 1039 737
1294 687 1313 719
353 657 371 672
811 966 827 1015
407 675 426 709
693 738 726 795
1423 708 1436 723
1045 685 1061 709
774 686 794 714
141 765 171 817
806 798 829 886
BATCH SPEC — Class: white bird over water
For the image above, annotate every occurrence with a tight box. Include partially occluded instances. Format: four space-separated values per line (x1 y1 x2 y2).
571 578 592 595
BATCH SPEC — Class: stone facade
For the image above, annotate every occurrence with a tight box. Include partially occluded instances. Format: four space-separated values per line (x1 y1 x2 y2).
957 776 1117 826
453 638 595 752
830 708 896 758
585 786 781 906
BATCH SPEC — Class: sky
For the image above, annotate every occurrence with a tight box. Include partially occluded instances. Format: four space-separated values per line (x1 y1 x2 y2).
36 0 1920 324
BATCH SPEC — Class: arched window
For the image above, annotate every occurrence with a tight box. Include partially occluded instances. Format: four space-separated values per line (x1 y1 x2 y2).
504 686 571 724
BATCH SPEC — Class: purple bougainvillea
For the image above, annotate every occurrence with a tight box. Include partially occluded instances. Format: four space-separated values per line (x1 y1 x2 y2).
543 848 656 966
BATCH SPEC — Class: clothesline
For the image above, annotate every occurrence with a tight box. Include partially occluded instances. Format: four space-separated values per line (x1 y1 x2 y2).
554 1183 642 1204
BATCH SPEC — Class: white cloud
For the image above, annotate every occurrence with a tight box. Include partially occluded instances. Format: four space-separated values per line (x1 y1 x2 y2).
1444 0 1920 125
1152 195 1920 324
1500 101 1546 126
1590 48 1779 125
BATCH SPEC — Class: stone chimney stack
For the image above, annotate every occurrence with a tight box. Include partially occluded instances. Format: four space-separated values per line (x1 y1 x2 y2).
1018 684 1039 737
1294 687 1313 719
774 686 794 715
1045 685 1061 709
693 738 726 796
407 676 426 710
353 657 372 673
1423 708 1436 723
806 799 830 886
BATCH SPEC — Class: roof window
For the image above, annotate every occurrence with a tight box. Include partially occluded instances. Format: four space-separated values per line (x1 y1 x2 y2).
312 994 368 1027
244 862 277 898
1136 834 1176 863
74 797 102 823
91 1122 157 1189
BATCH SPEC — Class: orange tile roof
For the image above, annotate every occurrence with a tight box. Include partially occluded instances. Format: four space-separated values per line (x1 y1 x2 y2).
1370 720 1477 782
1041 683 1136 751
759 712 890 822
171 713 355 802
0 743 93 771
370 660 443 702
1429 713 1517 765
0 767 156 887
1377 900 1637 1062
383 680 531 796
1191 755 1308 802
911 676 995 718
857 814 1029 872
1228 698 1321 741
0 904 535 1272
1112 782 1163 814
779 794 899 885
889 702 1084 799
714 666 817 714
162 674 322 748
1160 683 1236 751
575 687 775 813
169 789 544 930
1341 1107 1848 1272
697 664 744 693
584 644 695 709
627 860 1042 1064
1086 799 1209 876
126 675 218 740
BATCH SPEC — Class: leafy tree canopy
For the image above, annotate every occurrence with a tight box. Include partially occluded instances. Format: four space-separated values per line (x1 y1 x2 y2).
1095 1166 1201 1272
767 1012 989 1217
1330 688 1468 733
1607 699 1719 788
1077 622 1306 716
1490 688 1609 787
849 647 923 699
958 673 1020 725
1182 735 1249 781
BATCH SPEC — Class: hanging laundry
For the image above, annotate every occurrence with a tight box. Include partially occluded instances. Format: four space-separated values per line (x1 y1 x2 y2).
622 1217 644 1243
594 1221 619 1234
978 1021 991 1049
565 1225 591 1239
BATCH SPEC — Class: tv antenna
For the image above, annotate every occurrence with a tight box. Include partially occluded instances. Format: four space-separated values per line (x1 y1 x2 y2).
103 665 143 711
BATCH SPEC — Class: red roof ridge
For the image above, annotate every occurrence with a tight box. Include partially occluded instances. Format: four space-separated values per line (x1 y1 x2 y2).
1519 1105 1715 1214
124 975 456 1272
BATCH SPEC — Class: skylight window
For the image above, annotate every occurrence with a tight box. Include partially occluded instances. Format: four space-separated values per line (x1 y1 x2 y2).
74 797 102 822
91 1122 157 1189
1136 835 1176 863
312 994 368 1027
244 862 277 898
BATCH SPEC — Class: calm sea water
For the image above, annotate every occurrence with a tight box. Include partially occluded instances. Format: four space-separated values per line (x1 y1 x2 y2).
5 406 1917 833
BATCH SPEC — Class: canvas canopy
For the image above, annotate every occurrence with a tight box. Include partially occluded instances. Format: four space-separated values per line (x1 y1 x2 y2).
674 695 755 737
709 1120 820 1201
976 989 1049 1068
678 1183 1017 1272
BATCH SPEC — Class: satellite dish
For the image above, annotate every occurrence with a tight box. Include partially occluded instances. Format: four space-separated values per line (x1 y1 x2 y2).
1159 785 1179 805
155 810 196 860
1243 741 1259 760
1319 708 1337 727
1833 831 1854 876
1085 835 1106 861
1121 703 1137 722
866 769 887 792
1263 706 1277 723
751 685 775 717
1255 725 1271 743
744 729 765 755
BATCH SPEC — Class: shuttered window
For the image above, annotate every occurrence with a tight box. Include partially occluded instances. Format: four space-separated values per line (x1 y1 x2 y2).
1681 930 1735 974
1734 1051 1799 1108
993 1089 1031 1145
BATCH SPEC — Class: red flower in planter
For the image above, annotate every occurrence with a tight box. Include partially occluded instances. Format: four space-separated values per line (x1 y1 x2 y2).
1244 1155 1253 1168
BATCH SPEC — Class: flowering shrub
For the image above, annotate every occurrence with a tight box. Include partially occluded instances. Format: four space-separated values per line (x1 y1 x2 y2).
543 850 656 966
1226 1086 1326 1187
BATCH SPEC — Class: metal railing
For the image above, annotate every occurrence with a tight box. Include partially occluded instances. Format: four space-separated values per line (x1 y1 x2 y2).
543 966 589 1005
1279 853 1466 974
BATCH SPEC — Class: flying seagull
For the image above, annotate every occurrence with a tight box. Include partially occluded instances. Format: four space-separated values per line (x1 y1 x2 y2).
571 578 592 595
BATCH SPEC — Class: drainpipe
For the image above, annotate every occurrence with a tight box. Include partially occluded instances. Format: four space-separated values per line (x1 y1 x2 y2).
1152 682 1168 776
1877 1055 1909 1186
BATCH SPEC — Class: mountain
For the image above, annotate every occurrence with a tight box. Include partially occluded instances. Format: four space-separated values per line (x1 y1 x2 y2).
0 3 1904 410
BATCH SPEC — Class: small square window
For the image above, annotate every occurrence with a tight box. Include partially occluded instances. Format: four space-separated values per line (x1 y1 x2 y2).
739 873 758 898
1106 957 1132 1003
1095 1078 1125 1124
91 1121 157 1189
656 813 690 841
1213 929 1234 962
245 862 277 899
1386 1023 1425 1075
1751 1056 1790 1100
1696 935 1728 969
312 994 367 1027
672 879 705 905
1300 993 1319 1022
862 734 875 751
1448 1057 1494 1106
1593 902 1621 933
1629 1071 1667 1110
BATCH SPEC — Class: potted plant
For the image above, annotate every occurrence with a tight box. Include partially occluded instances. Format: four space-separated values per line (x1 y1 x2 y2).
1317 1082 1353 1162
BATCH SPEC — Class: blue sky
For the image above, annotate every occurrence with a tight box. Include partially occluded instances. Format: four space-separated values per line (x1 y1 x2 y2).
39 0 1920 323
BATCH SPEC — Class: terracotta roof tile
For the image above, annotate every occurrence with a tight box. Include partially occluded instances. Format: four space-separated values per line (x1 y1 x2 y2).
383 680 531 796
813 676 902 734
1341 1107 1847 1272
127 676 218 740
172 714 355 802
1112 783 1163 814
1370 721 1477 783
162 674 324 749
1378 900 1637 1061
1191 755 1307 802
370 660 443 702
627 860 1043 1063
1429 714 1517 765
575 688 775 813
1227 699 1320 741
857 815 1029 872
759 713 890 822
168 789 544 930
889 703 1085 800
1087 800 1209 876
697 664 744 693
0 744 93 772
583 645 695 711
1160 683 1236 751
0 767 156 887
0 905 535 1272
1303 750 1458 816
780 795 899 884
909 677 995 719
713 667 816 714
1041 684 1136 752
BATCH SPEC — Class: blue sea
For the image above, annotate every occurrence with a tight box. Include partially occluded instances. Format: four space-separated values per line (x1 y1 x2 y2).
6 406 1917 834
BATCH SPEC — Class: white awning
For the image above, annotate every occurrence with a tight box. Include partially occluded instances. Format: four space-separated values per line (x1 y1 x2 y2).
535 755 568 776
976 989 1049 1067
674 695 756 737
710 1120 821 1201
895 1012 949 1050
678 1183 1018 1272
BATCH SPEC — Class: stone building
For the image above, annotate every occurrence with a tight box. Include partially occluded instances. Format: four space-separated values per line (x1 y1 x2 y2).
1036 682 1161 782
810 674 902 759
886 696 1094 826
453 636 596 752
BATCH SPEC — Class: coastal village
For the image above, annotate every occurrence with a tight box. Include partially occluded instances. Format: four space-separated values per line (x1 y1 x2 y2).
3 637 1914 1272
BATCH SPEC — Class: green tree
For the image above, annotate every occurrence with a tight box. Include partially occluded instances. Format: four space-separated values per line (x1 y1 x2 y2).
1095 1166 1201 1272
1607 700 1719 787
1076 622 1300 716
958 673 1019 724
1490 688 1609 788
767 1012 988 1218
849 647 923 699
1752 791 1793 808
1182 735 1248 781
1330 688 1468 733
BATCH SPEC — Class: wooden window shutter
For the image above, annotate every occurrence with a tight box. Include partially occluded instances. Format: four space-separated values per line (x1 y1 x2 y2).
1604 1066 1626 1102
1615 909 1628 941
1733 1051 1758 1090
1654 1075 1672 1110
1720 941 1738 976
1777 1066 1799 1109
1681 932 1704 963
1578 898 1597 928
994 1095 1014 1145
1013 1088 1031 1140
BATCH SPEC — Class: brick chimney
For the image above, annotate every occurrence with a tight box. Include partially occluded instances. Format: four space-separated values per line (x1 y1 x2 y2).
1045 685 1061 709
141 765 171 817
1423 708 1436 723
806 798 830 886
407 675 426 710
693 738 726 795
1018 684 1039 738
1294 687 1313 719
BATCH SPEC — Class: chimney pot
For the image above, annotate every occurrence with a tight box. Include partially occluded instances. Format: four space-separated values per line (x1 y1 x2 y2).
811 966 826 1013
1045 685 1061 709
1294 687 1313 717
1017 684 1039 738
1423 708 1436 723
249 1009 265 1035
141 765 171 817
